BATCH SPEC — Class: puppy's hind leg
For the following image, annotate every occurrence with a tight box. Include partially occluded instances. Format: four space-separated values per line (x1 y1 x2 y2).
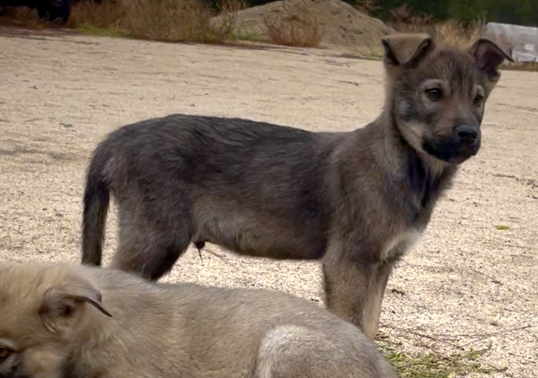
111 201 192 281
256 326 395 378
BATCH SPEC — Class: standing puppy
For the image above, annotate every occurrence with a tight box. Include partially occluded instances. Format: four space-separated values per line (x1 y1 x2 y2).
0 263 396 378
81 34 512 339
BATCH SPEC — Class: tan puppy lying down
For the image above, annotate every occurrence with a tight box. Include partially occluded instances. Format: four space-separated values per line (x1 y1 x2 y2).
0 263 396 378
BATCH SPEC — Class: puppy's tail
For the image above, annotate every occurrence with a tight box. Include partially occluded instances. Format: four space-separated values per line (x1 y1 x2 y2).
81 141 112 267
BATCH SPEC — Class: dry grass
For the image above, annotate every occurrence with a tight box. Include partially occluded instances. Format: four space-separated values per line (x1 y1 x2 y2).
352 0 381 16
217 0 249 15
0 6 53 28
433 19 485 49
0 0 313 47
122 0 235 43
501 62 538 72
262 0 323 48
386 5 484 49
1 0 239 44
67 0 126 30
0 0 326 49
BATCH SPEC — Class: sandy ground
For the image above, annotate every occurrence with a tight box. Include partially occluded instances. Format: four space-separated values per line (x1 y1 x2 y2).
0 27 537 377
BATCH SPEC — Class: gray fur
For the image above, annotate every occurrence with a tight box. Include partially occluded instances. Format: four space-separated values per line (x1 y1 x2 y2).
81 33 513 339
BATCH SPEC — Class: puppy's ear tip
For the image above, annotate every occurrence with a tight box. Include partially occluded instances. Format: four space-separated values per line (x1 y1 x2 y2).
381 33 433 66
75 293 113 318
100 307 113 317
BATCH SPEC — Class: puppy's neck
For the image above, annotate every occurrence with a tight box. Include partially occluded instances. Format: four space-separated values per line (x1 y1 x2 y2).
371 109 458 213
377 106 455 178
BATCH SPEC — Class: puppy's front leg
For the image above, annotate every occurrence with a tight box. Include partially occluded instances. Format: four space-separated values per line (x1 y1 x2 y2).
322 253 393 340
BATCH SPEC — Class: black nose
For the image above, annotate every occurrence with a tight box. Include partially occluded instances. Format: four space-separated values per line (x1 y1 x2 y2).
455 125 479 142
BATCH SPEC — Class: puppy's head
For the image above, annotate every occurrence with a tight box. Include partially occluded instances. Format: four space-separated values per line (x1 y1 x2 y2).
382 33 513 165
0 264 111 378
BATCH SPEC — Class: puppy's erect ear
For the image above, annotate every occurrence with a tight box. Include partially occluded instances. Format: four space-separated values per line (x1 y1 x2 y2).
39 276 112 334
469 38 514 83
381 33 433 66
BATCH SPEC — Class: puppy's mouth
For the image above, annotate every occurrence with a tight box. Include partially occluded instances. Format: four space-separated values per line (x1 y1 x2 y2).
422 137 481 164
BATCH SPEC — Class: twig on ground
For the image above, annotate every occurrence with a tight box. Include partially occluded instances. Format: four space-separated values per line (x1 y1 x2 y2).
195 245 239 271
382 323 532 350
469 268 502 284
381 323 464 350
457 325 532 347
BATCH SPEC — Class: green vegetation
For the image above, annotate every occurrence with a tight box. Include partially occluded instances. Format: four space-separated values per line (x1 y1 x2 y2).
376 336 509 377
75 24 128 38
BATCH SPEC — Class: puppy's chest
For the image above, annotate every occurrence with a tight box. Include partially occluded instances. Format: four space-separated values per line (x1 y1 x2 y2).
380 228 422 262
405 155 448 220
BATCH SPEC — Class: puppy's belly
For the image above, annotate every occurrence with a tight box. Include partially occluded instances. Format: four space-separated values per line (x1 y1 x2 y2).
192 212 325 260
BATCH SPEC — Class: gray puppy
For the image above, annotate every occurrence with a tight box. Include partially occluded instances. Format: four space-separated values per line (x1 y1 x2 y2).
0 263 396 378
81 33 513 339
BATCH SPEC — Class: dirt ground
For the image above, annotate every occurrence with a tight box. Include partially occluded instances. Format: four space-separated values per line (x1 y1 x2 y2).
0 27 537 377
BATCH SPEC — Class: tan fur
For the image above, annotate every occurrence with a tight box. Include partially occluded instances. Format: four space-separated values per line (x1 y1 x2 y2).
0 263 396 378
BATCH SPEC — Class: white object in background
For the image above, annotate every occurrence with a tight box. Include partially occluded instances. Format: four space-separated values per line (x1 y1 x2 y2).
484 22 538 63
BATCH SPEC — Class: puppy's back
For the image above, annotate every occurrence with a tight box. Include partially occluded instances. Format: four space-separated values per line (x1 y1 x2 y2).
83 266 395 377
13 264 394 378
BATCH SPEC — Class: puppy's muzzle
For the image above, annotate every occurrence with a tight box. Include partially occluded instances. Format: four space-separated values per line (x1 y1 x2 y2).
454 124 480 155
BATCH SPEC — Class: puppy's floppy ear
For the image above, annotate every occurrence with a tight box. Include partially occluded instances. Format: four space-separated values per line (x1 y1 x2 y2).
381 33 433 66
39 276 112 334
469 38 514 83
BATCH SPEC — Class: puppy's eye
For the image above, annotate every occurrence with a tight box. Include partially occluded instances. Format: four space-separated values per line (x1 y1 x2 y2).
474 94 484 106
0 347 12 360
425 88 443 101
